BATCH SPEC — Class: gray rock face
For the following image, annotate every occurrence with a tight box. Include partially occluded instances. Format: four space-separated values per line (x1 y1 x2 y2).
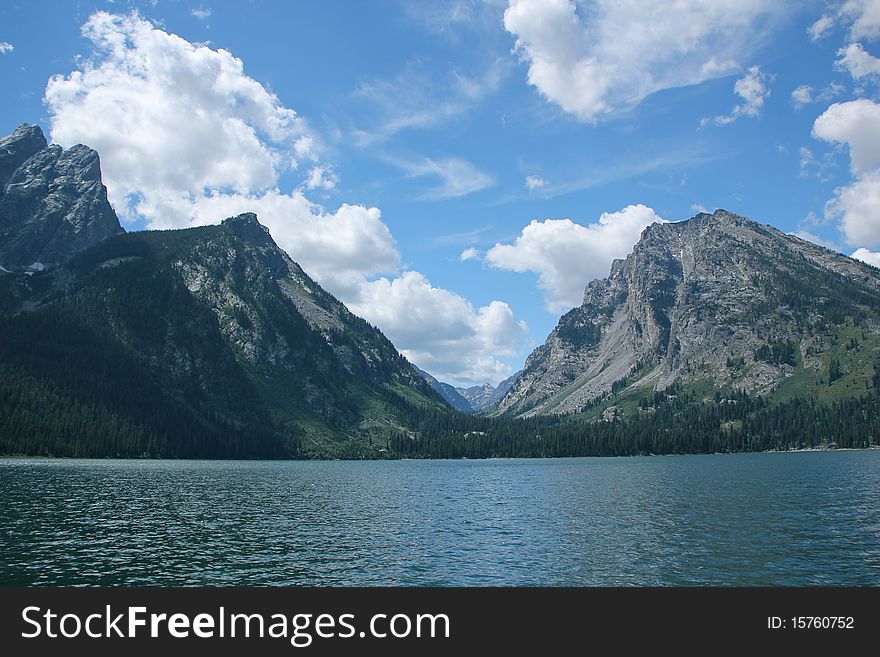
496 209 880 417
0 124 122 271
171 212 430 394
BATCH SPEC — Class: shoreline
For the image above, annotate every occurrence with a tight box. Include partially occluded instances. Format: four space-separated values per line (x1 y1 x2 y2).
2 444 880 463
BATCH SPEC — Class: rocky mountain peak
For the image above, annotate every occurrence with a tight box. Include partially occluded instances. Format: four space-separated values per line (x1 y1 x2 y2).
497 209 880 418
221 211 274 246
0 123 123 272
0 124 48 188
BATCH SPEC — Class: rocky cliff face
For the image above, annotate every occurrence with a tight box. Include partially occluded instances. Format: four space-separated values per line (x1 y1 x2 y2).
496 209 880 417
0 124 122 272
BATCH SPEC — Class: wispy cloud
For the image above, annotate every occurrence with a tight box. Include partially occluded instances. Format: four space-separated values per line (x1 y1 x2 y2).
350 59 507 146
191 7 211 20
432 224 495 247
0 42 13 54
391 155 495 200
524 144 718 200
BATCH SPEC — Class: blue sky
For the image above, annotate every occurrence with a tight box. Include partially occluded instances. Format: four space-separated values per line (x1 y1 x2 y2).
3 0 880 386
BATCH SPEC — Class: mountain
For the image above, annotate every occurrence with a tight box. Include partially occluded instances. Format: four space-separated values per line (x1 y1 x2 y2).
496 209 880 418
0 124 123 272
3 123 879 460
456 372 521 412
412 365 474 412
411 367 522 413
0 126 446 458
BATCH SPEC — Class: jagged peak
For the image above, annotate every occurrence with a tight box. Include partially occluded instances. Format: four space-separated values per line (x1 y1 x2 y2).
222 212 261 227
638 208 775 245
1 124 49 186
1 123 47 150
220 212 277 247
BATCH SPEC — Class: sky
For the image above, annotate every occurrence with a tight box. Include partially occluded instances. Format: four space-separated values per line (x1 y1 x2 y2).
3 0 880 387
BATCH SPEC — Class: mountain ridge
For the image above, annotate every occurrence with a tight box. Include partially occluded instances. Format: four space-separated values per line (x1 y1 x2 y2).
0 125 448 457
495 209 880 417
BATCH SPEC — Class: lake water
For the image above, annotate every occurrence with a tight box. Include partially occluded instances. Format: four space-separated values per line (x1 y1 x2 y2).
1 451 879 586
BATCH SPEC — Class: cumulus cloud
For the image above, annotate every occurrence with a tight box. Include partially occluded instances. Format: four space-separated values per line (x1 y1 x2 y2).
0 42 13 54
704 66 772 127
813 99 880 247
460 247 481 262
43 11 526 384
836 42 880 78
824 170 880 246
813 99 880 176
502 0 783 122
346 272 529 385
485 204 665 312
852 246 880 265
45 11 312 222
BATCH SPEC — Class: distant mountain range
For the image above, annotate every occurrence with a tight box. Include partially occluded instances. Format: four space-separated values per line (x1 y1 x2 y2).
2 124 880 459
412 366 520 413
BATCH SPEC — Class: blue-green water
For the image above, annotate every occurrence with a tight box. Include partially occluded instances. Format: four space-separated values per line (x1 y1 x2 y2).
1 451 879 586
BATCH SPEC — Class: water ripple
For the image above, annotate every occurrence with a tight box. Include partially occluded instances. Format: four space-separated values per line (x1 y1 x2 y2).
1 452 880 585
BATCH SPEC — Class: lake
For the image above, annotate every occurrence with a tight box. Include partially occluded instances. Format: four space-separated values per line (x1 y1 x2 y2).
1 451 879 586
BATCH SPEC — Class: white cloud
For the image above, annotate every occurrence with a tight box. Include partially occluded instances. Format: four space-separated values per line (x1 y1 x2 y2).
813 99 880 247
809 1 880 42
45 11 311 220
524 175 546 189
305 165 337 191
460 247 481 262
395 156 495 200
44 11 527 384
485 204 665 312
852 246 880 265
791 81 845 110
0 42 13 54
502 0 784 122
841 0 880 40
191 8 211 20
792 85 813 109
813 99 880 176
346 272 529 385
824 170 880 247
809 15 836 41
706 65 772 126
836 42 880 78
691 203 710 213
